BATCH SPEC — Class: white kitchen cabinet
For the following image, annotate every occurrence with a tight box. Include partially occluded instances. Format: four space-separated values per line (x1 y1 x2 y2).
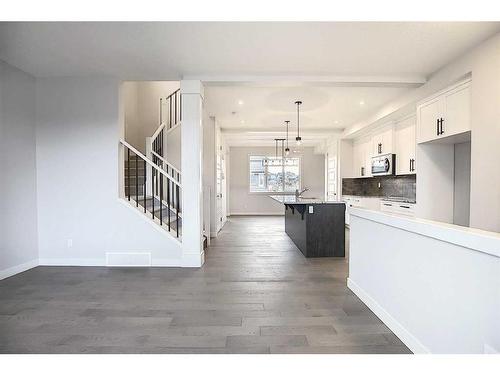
395 115 416 175
380 200 416 217
417 79 471 144
352 137 371 178
371 125 394 156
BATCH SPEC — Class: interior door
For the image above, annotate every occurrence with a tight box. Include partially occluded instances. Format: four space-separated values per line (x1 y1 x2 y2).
326 152 337 201
216 149 223 232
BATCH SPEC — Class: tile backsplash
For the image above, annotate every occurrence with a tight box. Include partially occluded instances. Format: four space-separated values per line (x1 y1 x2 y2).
342 174 416 201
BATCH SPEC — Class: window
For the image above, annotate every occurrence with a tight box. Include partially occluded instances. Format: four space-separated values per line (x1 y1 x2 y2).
249 156 300 193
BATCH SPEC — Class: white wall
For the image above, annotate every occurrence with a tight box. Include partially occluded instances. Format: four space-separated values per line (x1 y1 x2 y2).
123 81 180 153
344 32 500 232
35 77 182 266
454 142 471 227
229 146 325 215
202 114 216 234
349 210 500 353
0 61 39 279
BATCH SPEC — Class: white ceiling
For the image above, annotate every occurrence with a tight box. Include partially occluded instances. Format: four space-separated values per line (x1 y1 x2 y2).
0 22 499 79
205 85 413 132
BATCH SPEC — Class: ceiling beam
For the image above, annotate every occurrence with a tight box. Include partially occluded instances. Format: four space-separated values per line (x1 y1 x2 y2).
183 75 427 88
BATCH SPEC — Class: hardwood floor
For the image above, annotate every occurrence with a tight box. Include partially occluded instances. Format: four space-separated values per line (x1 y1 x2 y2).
0 216 411 354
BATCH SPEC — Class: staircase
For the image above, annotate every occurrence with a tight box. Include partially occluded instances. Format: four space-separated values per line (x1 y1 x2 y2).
120 88 183 240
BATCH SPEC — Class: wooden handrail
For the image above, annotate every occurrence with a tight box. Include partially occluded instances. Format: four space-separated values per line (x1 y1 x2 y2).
151 150 181 176
151 123 165 141
119 139 181 187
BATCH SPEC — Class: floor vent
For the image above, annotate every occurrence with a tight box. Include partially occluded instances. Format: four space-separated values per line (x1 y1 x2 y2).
106 252 152 267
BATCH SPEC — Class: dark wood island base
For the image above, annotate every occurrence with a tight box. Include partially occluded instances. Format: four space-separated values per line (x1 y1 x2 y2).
270 196 346 258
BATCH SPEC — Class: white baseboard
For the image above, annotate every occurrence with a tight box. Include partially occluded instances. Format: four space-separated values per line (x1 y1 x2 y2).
39 257 190 267
0 259 39 280
229 212 284 216
39 258 106 266
347 277 429 354
182 250 205 267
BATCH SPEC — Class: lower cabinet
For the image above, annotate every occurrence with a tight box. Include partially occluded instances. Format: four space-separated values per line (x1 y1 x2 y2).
380 201 416 217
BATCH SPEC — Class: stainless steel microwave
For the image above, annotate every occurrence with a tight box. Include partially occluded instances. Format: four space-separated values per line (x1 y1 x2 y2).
371 153 396 176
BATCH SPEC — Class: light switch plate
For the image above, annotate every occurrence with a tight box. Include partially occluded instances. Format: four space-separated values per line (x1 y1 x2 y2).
308 206 314 214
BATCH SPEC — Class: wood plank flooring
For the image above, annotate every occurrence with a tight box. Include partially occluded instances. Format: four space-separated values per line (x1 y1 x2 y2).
0 216 411 354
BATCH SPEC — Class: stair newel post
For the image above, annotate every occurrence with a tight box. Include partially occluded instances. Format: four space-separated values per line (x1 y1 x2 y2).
159 97 162 126
143 159 147 213
167 176 171 231
160 172 163 225
176 183 180 238
169 94 172 129
180 80 204 265
145 137 153 199
127 148 131 201
135 151 139 207
151 164 155 219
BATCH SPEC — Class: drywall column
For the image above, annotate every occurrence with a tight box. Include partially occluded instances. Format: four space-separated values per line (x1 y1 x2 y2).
181 80 205 267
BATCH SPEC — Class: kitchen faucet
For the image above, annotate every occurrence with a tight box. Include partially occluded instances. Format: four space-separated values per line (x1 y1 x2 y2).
295 187 309 198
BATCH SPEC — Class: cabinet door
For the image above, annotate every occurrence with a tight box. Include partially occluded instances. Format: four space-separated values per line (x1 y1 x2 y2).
442 84 471 137
379 128 394 155
417 97 441 144
395 116 416 175
363 140 372 177
352 143 361 177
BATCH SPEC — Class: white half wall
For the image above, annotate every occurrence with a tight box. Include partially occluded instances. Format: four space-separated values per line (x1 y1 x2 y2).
229 146 325 215
35 77 182 266
0 61 39 279
349 209 500 354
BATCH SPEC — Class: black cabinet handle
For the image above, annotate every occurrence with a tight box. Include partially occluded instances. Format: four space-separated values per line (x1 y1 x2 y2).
361 167 364 176
378 143 382 154
436 118 440 136
400 205 411 209
440 118 444 135
409 158 412 172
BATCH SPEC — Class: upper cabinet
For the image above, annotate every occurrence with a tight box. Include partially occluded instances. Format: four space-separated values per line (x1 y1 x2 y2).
371 126 394 156
417 79 471 144
394 115 416 175
352 137 371 178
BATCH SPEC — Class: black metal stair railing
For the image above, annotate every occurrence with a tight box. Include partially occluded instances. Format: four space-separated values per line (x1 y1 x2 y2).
121 139 182 238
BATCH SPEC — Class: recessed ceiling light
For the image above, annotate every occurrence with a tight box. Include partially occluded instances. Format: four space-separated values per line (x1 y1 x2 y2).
238 100 244 105
240 120 245 124
334 120 339 124
359 100 365 106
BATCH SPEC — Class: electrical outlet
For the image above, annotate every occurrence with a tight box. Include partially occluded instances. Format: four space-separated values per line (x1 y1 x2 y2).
308 206 314 214
378 182 381 188
67 239 73 248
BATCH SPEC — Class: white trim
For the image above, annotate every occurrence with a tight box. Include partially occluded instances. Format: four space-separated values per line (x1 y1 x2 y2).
39 258 185 267
0 259 39 280
39 258 106 266
105 252 152 267
347 277 429 354
182 250 205 267
184 74 426 86
229 212 284 216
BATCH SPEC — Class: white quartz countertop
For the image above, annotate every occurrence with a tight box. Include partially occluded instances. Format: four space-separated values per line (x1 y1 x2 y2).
350 207 500 258
269 195 345 205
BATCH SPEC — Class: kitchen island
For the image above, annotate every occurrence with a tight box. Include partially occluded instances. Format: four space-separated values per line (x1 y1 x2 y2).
269 195 346 257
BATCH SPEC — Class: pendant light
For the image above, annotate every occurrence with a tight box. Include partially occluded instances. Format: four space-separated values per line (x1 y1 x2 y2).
295 100 302 146
284 120 290 156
